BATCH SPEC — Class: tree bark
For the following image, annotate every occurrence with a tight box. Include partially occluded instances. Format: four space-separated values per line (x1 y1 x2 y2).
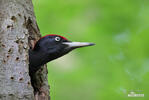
0 0 50 100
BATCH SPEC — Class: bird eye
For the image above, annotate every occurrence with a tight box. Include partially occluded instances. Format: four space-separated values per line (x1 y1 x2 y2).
55 37 61 41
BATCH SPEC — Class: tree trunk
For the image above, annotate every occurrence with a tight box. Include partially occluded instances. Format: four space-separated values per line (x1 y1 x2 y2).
0 0 50 100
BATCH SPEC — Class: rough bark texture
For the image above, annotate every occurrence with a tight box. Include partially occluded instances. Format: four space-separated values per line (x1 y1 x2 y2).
0 0 50 100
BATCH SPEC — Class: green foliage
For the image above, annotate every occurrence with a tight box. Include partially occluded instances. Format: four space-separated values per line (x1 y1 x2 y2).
33 0 149 99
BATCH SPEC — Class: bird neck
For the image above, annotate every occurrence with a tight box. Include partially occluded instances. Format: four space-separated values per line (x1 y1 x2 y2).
29 49 50 72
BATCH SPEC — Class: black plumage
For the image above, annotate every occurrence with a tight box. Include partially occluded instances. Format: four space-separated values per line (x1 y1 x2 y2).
29 34 94 74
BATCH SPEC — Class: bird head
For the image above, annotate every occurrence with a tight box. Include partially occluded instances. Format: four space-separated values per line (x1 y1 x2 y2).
33 34 94 59
29 34 95 71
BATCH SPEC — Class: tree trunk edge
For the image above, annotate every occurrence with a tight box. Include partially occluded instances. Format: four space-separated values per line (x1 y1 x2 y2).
27 18 50 100
24 16 50 100
26 1 50 100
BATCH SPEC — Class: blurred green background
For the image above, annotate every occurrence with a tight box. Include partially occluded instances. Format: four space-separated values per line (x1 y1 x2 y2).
33 0 149 100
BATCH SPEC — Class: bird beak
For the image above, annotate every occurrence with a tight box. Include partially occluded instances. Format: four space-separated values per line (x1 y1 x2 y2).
62 42 95 48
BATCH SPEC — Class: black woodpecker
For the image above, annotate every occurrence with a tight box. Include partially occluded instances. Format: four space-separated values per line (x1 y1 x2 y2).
29 34 95 73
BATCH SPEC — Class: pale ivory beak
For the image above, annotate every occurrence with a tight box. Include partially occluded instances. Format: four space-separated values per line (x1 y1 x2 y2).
62 42 95 48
